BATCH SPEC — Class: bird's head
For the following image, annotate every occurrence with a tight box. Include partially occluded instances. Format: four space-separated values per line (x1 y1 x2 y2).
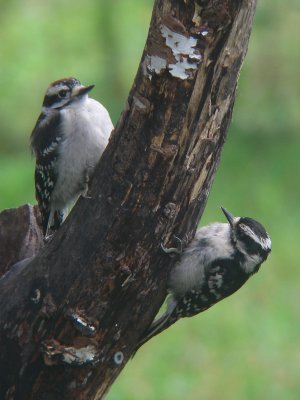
42 77 94 110
221 207 271 272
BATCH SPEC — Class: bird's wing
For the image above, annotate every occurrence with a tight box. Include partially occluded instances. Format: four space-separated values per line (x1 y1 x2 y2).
30 111 63 234
173 259 246 318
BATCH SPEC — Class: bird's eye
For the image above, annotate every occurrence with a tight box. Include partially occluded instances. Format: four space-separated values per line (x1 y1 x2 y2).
58 90 68 98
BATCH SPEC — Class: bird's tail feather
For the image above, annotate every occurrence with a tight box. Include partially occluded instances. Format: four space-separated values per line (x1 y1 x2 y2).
132 311 175 356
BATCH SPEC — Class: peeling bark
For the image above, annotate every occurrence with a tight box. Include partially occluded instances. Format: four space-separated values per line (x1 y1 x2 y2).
0 0 257 399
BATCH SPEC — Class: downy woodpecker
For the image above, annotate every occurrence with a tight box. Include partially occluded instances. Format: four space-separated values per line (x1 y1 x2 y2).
30 77 113 237
136 207 271 351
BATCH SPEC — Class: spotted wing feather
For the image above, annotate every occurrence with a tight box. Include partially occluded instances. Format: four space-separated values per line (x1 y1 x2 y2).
173 259 249 319
30 111 63 235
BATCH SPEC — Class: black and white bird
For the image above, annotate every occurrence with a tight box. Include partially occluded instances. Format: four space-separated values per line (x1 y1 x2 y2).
136 207 271 350
30 77 113 237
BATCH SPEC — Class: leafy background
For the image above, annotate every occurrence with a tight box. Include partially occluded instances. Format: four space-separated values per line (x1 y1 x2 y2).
0 1 299 399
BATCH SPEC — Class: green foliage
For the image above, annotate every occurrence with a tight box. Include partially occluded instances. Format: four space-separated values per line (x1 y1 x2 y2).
0 1 299 398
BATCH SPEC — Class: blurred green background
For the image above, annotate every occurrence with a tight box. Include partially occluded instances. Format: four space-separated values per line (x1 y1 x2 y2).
0 0 299 399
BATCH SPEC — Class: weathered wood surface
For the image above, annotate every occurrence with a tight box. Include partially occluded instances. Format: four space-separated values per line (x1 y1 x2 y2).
0 0 257 398
0 205 43 278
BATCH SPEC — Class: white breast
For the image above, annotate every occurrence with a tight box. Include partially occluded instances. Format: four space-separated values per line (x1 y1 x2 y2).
51 97 113 210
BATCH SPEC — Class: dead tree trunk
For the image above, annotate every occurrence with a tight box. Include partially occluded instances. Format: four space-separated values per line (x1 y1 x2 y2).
0 0 257 399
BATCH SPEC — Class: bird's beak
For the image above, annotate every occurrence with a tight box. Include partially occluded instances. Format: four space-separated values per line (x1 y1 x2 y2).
73 84 95 98
221 207 235 226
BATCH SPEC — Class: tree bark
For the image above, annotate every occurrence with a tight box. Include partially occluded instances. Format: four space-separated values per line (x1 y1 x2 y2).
0 205 43 278
0 0 257 399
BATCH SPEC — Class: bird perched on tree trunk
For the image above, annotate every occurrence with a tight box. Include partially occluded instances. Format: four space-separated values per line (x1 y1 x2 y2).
30 77 113 237
135 207 271 352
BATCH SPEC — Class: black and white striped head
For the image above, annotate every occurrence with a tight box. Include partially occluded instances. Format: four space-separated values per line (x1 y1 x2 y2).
42 77 94 110
221 207 271 271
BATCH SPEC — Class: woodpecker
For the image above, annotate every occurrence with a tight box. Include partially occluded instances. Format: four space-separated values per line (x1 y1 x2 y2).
136 207 271 351
30 77 113 237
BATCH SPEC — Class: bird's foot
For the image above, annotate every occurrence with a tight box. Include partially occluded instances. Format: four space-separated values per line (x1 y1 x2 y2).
161 236 185 255
44 233 54 243
81 182 92 199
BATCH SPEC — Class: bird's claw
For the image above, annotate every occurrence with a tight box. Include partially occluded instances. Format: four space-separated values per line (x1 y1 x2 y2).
44 233 54 243
161 236 184 255
81 182 92 199
81 193 92 199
